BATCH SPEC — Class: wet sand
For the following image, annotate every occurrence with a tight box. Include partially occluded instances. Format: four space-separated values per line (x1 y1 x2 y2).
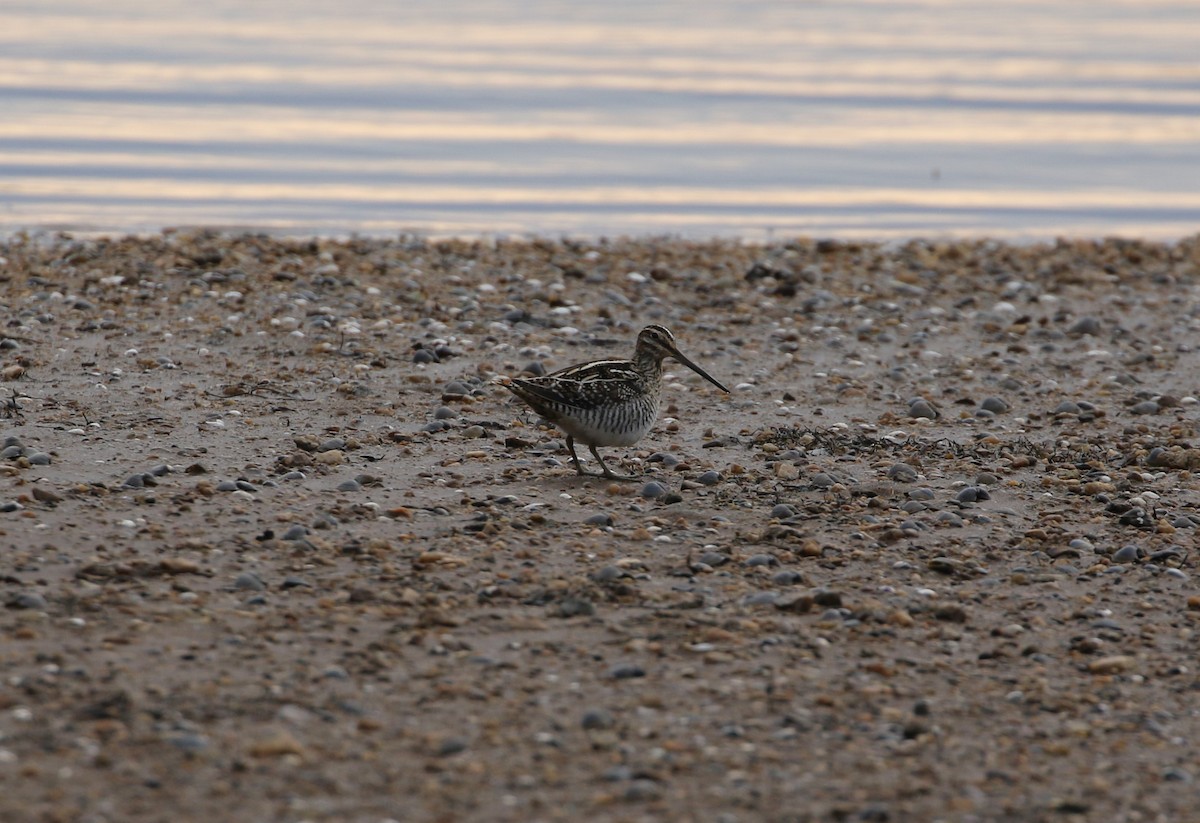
1 230 1198 822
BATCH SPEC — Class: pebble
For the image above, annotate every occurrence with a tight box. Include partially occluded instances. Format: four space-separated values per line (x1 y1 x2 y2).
608 664 646 680
337 479 361 492
648 452 681 468
979 396 1009 413
234 572 267 591
743 591 779 606
215 480 239 492
935 511 964 527
436 737 468 757
640 481 667 499
771 570 804 586
744 553 780 567
697 551 729 567
26 452 52 465
1067 316 1102 336
581 709 616 730
433 406 457 420
887 463 919 482
956 486 990 504
8 592 48 610
696 470 722 486
584 513 614 527
770 503 797 518
591 565 625 583
908 398 939 419
1111 545 1140 563
1129 400 1159 415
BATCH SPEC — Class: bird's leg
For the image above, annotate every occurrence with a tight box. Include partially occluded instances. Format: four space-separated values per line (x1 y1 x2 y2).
565 436 588 476
590 445 640 482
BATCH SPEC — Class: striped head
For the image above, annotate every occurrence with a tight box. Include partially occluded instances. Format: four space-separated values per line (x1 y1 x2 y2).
633 324 729 393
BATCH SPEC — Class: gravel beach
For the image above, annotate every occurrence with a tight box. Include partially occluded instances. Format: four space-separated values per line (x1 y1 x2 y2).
1 230 1198 823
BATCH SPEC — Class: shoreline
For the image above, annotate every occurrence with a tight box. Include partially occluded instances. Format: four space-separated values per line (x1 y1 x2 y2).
1 230 1198 822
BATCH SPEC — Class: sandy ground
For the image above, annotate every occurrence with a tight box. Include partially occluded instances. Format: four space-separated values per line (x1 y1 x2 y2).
0 231 1198 823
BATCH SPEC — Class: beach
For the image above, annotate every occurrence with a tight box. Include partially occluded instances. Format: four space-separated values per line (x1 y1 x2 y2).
0 230 1198 822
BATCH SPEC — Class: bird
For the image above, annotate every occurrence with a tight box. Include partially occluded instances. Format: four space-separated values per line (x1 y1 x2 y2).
499 324 729 480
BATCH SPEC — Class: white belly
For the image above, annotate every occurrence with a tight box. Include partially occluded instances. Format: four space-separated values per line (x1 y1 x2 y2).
556 398 658 447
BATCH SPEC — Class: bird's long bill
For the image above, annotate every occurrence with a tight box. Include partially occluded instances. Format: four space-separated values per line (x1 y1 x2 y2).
669 348 730 393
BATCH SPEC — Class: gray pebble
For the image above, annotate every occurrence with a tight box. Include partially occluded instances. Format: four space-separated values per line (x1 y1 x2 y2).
956 486 990 503
640 481 667 499
771 570 805 586
462 425 486 439
444 380 471 395
0 444 22 460
813 589 843 607
624 780 662 802
608 663 646 680
770 503 797 518
888 463 919 482
1130 400 1159 415
908 487 935 501
581 709 616 730
422 420 451 433
433 406 457 420
167 733 210 752
1067 316 1102 336
215 480 239 492
743 591 779 606
436 737 468 757
908 398 939 419
412 349 438 364
1053 400 1081 415
552 597 595 618
975 472 1000 486
149 464 171 476
980 396 1009 413
1162 767 1192 783
336 479 361 492
1111 545 1140 563
936 511 964 527
26 452 52 466
281 576 311 589
279 470 306 481
591 565 625 583
648 452 681 467
584 513 614 527
810 472 836 488
234 572 267 591
744 553 780 567
235 480 256 492
697 470 722 486
318 437 346 452
8 592 48 610
1068 537 1095 552
698 551 729 567
0 500 23 513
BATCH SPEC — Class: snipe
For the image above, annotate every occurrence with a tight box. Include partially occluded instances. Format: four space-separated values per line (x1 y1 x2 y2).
499 325 729 480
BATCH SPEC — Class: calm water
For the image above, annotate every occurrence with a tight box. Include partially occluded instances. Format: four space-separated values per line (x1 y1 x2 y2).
4 0 1200 240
